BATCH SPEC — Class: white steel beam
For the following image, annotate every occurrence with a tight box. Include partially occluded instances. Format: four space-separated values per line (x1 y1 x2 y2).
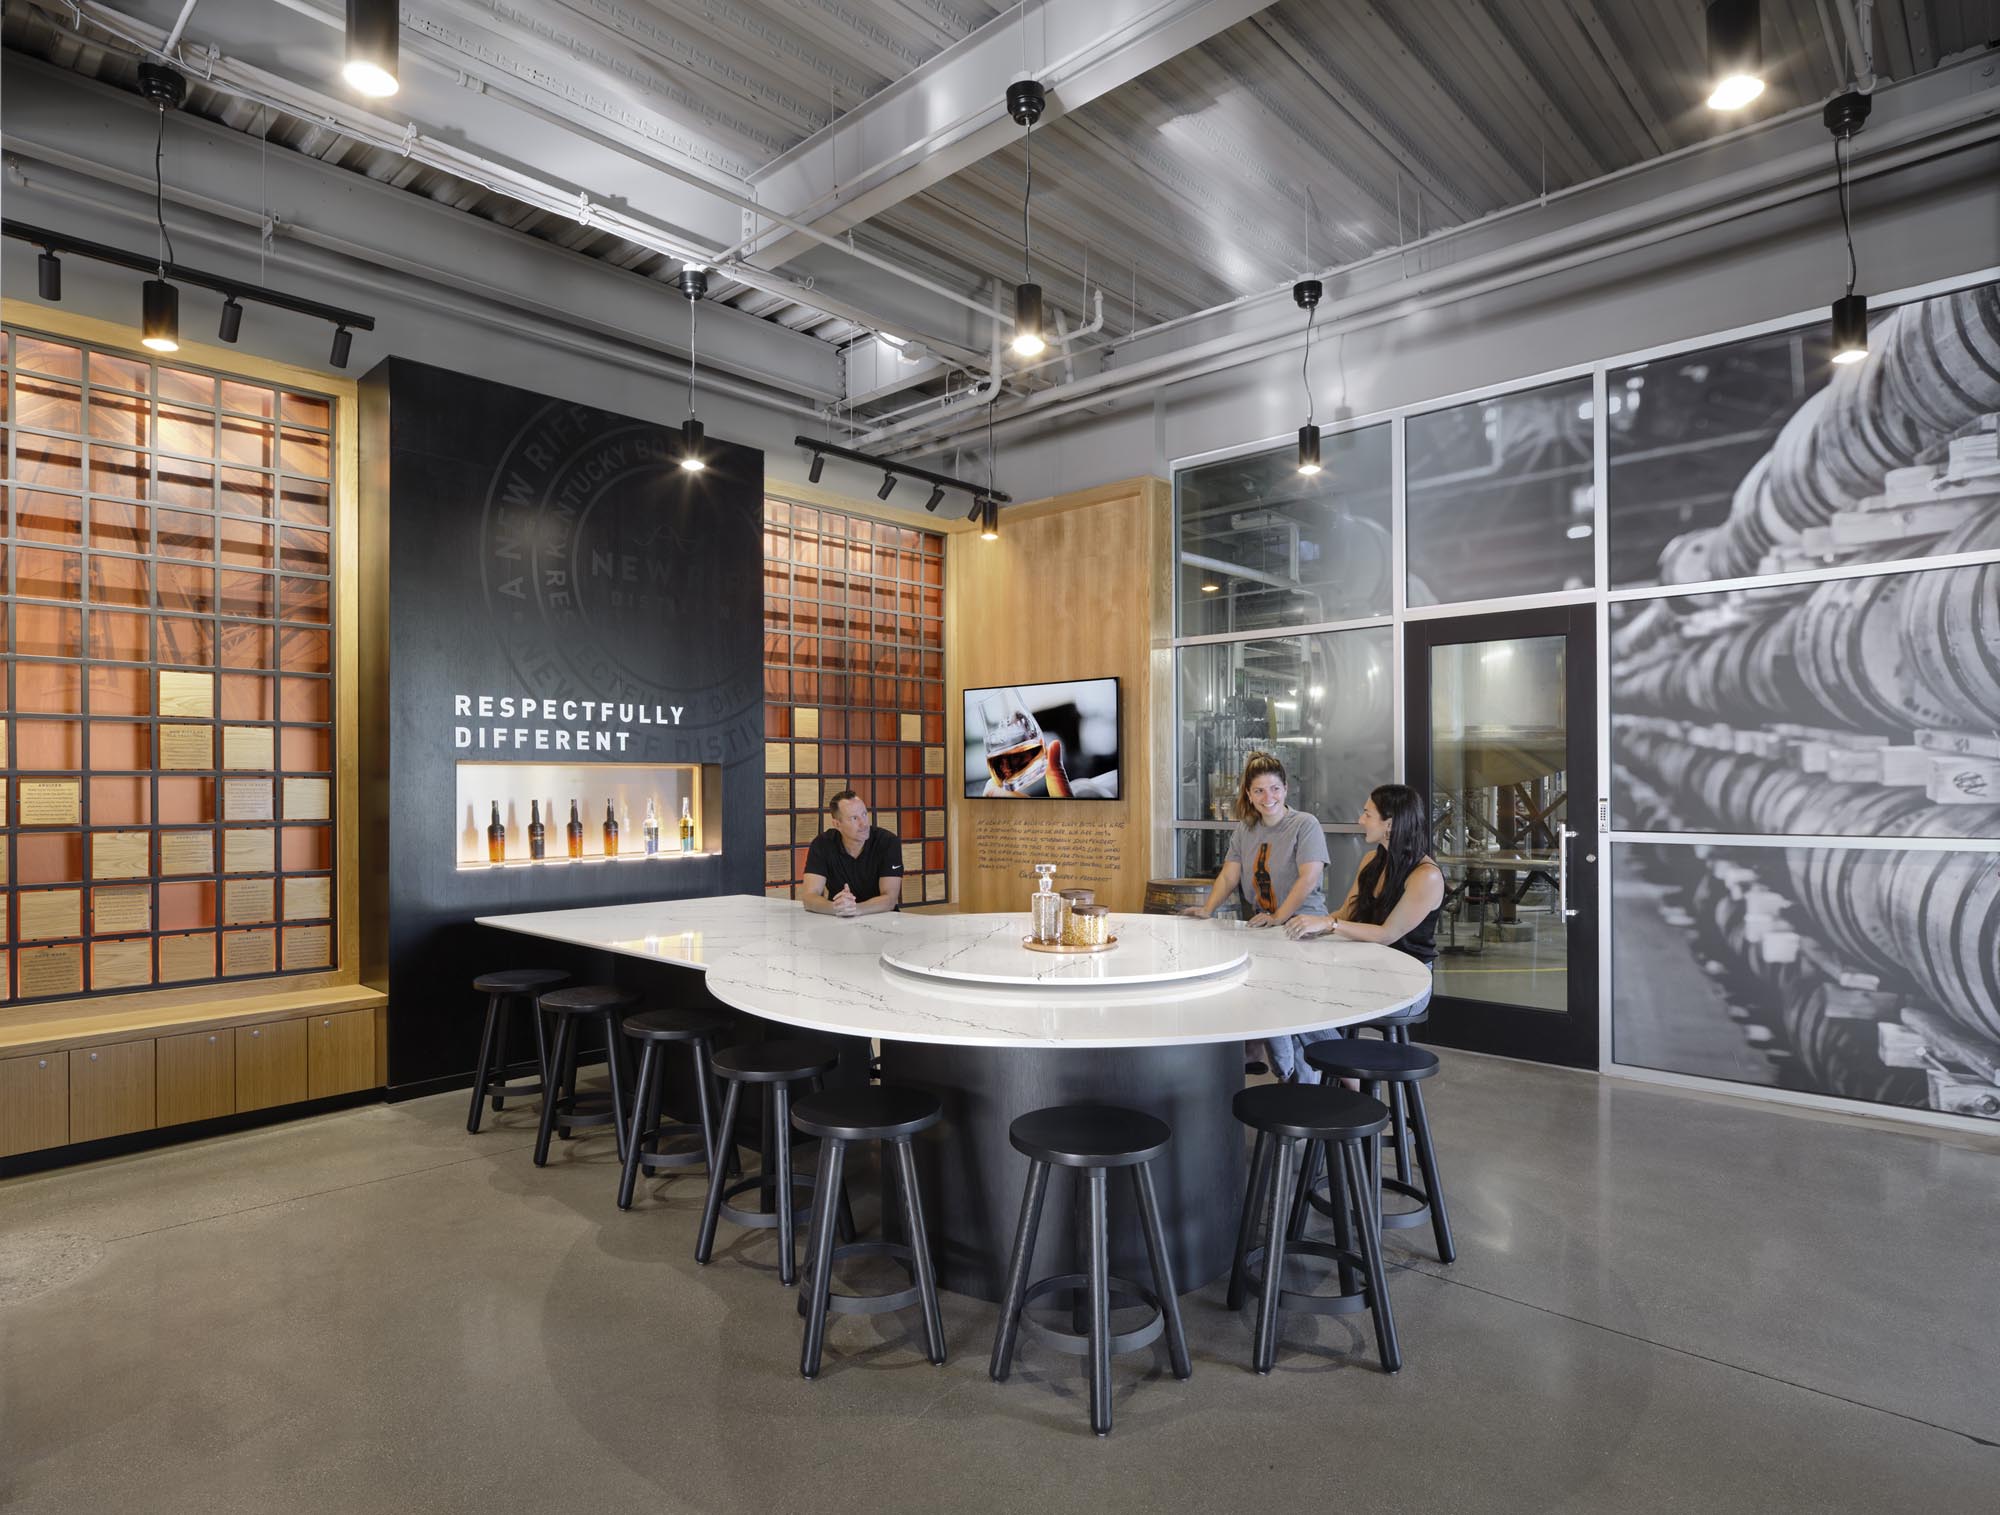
737 0 1273 269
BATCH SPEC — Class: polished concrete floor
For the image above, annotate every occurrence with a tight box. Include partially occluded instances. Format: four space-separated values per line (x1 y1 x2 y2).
3 1052 1997 1513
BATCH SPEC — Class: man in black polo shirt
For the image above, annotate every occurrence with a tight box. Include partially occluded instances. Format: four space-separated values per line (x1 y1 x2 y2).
801 790 903 917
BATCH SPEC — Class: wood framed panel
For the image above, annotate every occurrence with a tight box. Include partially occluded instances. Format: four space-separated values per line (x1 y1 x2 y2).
67 1036 155 1142
234 1017 307 1110
155 1026 235 1126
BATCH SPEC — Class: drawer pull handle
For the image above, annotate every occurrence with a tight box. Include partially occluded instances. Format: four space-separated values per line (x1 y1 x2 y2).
37 1058 48 1069
251 1029 261 1039
208 1035 218 1044
89 1052 99 1062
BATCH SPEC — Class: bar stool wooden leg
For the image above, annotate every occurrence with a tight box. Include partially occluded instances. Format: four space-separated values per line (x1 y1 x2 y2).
1227 1130 1273 1312
1252 1137 1296 1375
695 1079 744 1264
533 1014 575 1166
894 1137 946 1365
799 1136 846 1379
1132 1160 1190 1380
1085 1166 1113 1436
1408 1080 1456 1264
1342 1137 1401 1372
467 994 501 1134
617 1040 660 1210
989 1159 1050 1381
773 1082 798 1286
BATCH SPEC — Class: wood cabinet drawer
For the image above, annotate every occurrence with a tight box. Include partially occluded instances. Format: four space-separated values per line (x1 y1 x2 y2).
68 1040 157 1143
235 1019 307 1111
308 1009 376 1099
157 1028 237 1126
2 1052 70 1156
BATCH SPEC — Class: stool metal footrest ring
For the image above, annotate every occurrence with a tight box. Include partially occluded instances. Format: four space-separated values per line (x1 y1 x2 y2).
794 1239 923 1319
636 1123 711 1173
1017 1273 1168 1358
1237 1239 1372 1317
717 1170 820 1231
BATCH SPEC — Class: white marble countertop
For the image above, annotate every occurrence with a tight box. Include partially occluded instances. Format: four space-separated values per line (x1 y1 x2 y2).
478 894 1431 1050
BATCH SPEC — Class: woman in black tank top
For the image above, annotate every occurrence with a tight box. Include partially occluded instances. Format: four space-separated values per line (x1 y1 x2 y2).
1283 783 1444 963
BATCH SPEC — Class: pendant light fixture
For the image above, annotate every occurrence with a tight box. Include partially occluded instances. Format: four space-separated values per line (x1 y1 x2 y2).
1293 279 1322 476
139 66 186 353
1704 0 1763 111
1007 79 1047 359
979 500 1000 541
1824 90 1871 365
343 0 401 98
678 266 709 471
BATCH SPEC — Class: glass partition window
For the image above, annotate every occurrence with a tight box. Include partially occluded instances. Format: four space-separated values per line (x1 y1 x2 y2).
1175 424 1392 635
1175 626 1392 824
1406 376 1595 607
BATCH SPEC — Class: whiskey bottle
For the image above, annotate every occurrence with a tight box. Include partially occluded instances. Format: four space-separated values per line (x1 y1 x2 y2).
643 797 661 855
679 796 696 852
603 798 620 858
567 799 584 860
487 801 506 864
528 800 546 860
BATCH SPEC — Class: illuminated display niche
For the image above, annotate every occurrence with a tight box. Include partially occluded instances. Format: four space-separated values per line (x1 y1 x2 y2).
454 760 721 870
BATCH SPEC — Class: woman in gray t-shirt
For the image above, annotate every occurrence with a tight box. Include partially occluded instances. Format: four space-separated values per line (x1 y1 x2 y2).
1186 753 1331 1080
1185 752 1330 924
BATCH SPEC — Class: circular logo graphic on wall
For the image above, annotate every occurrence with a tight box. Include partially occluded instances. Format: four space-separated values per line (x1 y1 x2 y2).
478 402 761 748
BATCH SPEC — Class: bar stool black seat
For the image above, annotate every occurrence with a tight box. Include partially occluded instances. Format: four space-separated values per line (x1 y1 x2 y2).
1353 999 1429 1043
532 985 638 1167
989 1104 1191 1437
791 1085 946 1379
1228 1083 1401 1375
1304 1038 1455 1264
616 1007 733 1210
466 968 567 1134
696 1038 846 1286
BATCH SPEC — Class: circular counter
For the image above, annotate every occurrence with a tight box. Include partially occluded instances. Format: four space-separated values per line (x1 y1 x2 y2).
701 909 1430 1298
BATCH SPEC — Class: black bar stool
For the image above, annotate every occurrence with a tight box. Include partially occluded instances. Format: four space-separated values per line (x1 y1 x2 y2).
532 985 638 1167
616 1007 733 1210
1349 998 1430 1178
1228 1083 1401 1374
792 1085 946 1379
989 1104 1191 1437
696 1039 848 1287
466 969 567 1133
1305 1039 1455 1264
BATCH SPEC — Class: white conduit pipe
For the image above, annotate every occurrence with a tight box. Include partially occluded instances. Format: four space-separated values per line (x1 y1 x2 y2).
852 318 1006 449
880 93 2000 457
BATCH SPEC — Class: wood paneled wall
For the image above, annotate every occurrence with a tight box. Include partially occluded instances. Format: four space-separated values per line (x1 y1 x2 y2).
945 479 1171 913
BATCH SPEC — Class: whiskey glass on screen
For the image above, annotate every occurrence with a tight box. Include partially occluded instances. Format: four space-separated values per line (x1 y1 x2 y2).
982 689 1048 796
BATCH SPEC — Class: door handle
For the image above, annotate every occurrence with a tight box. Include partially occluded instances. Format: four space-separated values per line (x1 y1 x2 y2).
1557 823 1580 920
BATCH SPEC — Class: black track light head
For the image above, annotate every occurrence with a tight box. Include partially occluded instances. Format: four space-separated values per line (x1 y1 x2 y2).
37 249 61 301
925 484 945 512
1822 89 1871 139
137 63 188 110
878 472 897 500
1704 0 1763 111
344 0 401 97
677 265 709 300
807 451 825 484
141 278 180 352
965 497 985 523
1293 279 1322 310
329 326 353 368
217 296 243 344
1006 79 1046 128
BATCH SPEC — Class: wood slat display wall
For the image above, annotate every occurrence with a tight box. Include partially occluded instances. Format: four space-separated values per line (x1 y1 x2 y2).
0 326 337 1003
761 501 949 903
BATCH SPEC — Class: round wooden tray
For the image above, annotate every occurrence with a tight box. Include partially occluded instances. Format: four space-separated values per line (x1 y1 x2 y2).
1021 936 1120 955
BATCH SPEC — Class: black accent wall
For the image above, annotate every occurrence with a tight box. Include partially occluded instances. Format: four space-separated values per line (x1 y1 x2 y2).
359 358 763 1090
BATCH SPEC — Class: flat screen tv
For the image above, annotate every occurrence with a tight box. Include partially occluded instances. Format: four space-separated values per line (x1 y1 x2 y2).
963 678 1120 799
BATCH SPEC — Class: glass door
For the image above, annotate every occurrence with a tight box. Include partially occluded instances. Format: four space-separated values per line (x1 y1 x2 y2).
1404 606 1598 1068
